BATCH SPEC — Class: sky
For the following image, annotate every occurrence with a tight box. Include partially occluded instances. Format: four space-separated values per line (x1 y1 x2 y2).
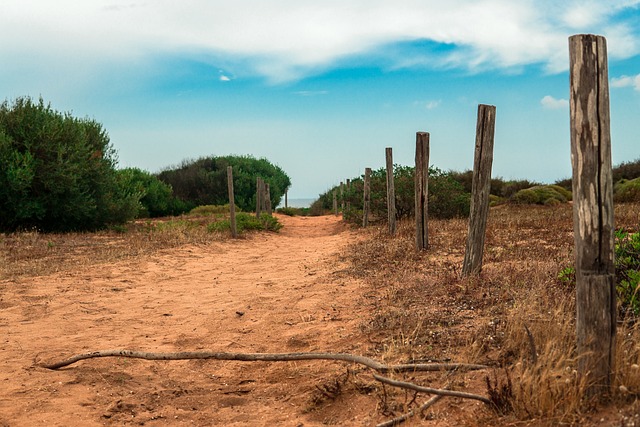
1 1 639 198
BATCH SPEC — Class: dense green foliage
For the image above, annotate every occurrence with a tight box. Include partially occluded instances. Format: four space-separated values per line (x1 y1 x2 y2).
158 155 291 213
615 229 640 318
512 185 572 206
0 97 139 232
558 229 640 319
116 167 184 218
313 165 470 223
614 177 640 203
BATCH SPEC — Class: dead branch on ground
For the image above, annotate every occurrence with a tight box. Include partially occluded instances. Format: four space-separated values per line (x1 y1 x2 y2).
41 349 488 372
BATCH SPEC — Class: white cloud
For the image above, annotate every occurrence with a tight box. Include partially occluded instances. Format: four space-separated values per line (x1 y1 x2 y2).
219 75 231 82
611 74 640 90
0 0 639 84
414 100 441 110
541 95 569 109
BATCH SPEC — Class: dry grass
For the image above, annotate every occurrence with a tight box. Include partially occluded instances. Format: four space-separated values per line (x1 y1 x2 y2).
343 202 640 425
0 216 232 281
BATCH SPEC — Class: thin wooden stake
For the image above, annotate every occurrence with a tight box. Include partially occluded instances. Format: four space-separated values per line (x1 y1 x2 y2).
386 147 397 235
363 168 371 227
265 183 272 216
227 166 237 238
333 190 338 216
462 104 496 276
569 33 616 395
415 132 429 250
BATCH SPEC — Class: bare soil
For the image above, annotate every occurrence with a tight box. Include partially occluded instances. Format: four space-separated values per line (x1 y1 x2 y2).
0 214 438 426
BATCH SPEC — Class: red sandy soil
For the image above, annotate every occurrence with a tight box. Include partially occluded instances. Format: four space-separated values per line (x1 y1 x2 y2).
0 214 413 426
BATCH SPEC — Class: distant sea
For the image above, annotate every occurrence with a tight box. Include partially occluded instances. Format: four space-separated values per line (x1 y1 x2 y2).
277 198 316 209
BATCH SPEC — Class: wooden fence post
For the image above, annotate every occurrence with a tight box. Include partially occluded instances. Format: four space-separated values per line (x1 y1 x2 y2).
265 183 272 216
344 179 351 220
462 104 496 276
256 177 262 217
386 147 397 235
340 181 345 216
415 132 429 250
569 34 616 395
363 168 371 227
227 166 237 238
333 190 338 216
285 187 288 209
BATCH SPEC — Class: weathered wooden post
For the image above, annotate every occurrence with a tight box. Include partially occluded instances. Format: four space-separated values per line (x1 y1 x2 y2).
285 187 289 209
462 104 496 276
256 177 262 217
569 34 616 395
261 180 267 213
340 181 345 216
265 183 272 216
227 166 237 238
386 147 397 235
415 132 429 250
363 168 371 227
333 190 338 216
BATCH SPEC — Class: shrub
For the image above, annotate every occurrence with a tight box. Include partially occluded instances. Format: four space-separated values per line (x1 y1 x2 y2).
558 229 640 318
615 229 640 318
614 178 640 203
158 155 291 212
116 168 180 218
317 165 470 225
512 185 571 205
0 97 139 231
208 212 282 233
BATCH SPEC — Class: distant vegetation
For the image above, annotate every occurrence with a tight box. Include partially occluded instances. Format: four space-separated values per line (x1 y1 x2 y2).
157 155 291 214
311 158 640 221
0 97 292 232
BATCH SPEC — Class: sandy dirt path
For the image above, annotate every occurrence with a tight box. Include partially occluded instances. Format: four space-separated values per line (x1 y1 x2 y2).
0 214 379 426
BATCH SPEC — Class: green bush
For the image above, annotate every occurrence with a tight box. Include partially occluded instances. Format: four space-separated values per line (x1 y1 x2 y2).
614 178 640 203
558 229 640 318
615 229 640 318
512 185 571 205
0 97 139 231
315 165 470 225
208 212 282 233
116 168 181 218
158 155 291 213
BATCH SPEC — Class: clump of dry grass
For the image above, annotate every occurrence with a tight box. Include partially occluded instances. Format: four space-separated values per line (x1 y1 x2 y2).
0 216 231 280
343 202 640 424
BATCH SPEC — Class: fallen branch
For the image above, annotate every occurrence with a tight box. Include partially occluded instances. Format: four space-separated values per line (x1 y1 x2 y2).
373 373 492 405
42 349 488 373
376 388 446 427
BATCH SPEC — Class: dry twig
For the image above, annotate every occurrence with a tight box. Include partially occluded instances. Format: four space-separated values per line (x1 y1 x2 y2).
42 349 488 372
373 373 491 404
376 389 446 427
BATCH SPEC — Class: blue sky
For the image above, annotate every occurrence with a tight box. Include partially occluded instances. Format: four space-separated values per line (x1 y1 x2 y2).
1 1 639 198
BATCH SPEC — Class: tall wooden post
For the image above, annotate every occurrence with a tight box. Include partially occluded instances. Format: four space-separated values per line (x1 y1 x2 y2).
227 166 237 238
462 104 496 276
265 183 272 216
415 132 429 250
285 187 288 209
333 190 338 216
386 147 397 235
256 177 262 217
569 34 616 395
363 168 371 227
